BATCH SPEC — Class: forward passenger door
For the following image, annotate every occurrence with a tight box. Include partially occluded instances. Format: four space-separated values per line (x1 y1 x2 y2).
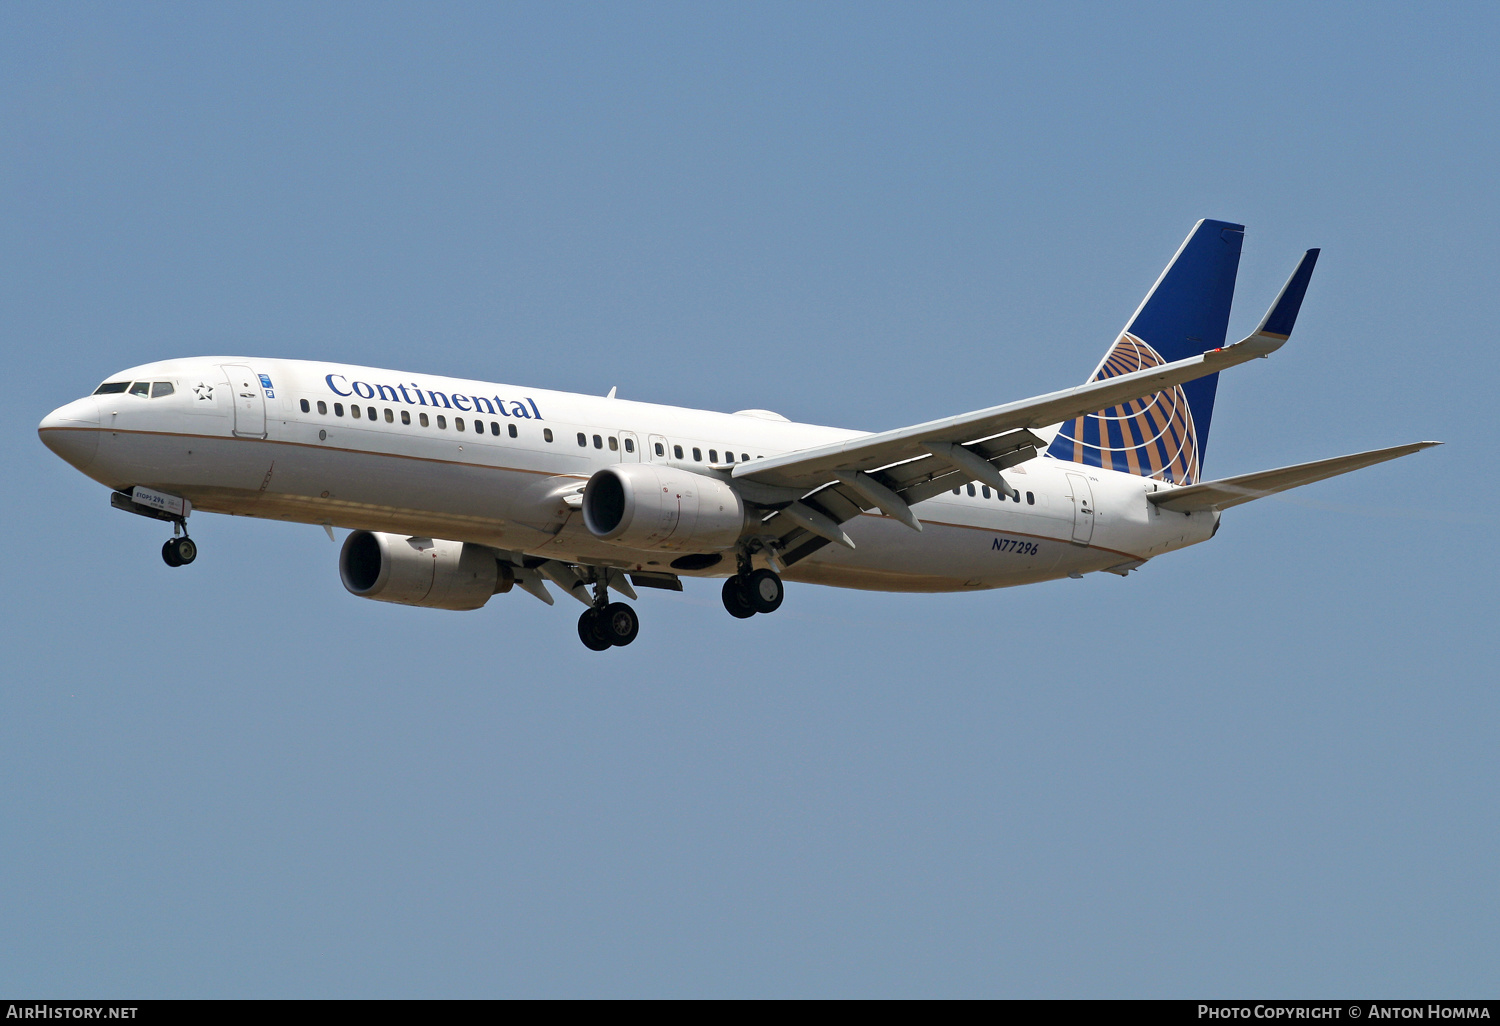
222 364 266 438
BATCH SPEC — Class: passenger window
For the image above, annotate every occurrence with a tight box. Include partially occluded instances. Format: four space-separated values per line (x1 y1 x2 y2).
1012 490 1020 502
401 410 411 425
593 434 603 449
335 403 344 417
366 406 376 420
953 488 960 495
152 382 174 398
419 412 429 427
543 428 553 442
608 436 618 451
1026 491 1035 505
93 382 129 395
317 401 327 415
129 382 149 397
654 442 664 456
981 486 990 499
385 409 394 423
437 415 447 429
577 433 587 447
967 484 976 497
724 451 734 463
709 449 718 462
351 405 361 419
742 453 749 462
624 438 635 453
300 399 310 413
674 445 684 459
692 447 702 462
508 424 518 438
490 422 500 436
456 418 465 432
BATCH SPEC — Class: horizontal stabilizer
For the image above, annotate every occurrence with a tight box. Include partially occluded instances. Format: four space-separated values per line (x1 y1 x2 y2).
1148 441 1441 513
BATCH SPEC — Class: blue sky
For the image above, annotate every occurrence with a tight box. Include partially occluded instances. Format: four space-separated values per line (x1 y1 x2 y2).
3 2 1496 997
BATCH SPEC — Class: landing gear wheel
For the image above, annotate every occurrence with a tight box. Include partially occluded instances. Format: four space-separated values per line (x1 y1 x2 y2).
161 536 197 567
600 602 639 647
722 576 756 619
577 609 612 651
744 568 784 614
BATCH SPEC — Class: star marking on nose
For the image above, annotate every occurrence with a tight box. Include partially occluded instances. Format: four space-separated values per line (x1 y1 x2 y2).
193 382 214 401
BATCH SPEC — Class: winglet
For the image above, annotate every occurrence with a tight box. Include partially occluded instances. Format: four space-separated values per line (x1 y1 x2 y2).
1254 248 1320 340
1219 248 1320 361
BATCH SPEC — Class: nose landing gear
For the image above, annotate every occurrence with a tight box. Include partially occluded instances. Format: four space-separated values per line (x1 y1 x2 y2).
161 535 197 567
160 517 196 567
110 488 199 568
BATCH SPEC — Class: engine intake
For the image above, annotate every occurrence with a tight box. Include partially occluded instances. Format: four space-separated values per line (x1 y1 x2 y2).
582 464 749 552
339 531 508 610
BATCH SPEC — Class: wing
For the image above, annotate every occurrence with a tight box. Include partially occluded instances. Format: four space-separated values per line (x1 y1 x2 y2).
729 331 1289 566
1148 442 1441 513
729 256 1317 568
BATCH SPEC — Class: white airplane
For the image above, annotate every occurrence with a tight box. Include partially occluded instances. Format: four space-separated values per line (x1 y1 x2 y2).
40 220 1437 650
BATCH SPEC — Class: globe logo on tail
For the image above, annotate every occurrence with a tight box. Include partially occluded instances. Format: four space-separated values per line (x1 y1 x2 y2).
1053 333 1202 484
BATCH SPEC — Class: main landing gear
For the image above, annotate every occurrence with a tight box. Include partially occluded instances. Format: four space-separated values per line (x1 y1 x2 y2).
578 602 639 651
577 572 640 651
721 567 784 619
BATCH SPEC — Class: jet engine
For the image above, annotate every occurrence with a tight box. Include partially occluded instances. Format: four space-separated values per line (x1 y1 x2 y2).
339 530 510 610
582 463 751 552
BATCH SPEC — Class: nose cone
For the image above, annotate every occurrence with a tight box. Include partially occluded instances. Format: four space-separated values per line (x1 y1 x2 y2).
39 397 101 470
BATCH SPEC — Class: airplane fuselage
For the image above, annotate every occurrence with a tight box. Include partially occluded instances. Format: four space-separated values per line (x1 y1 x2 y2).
39 356 1217 593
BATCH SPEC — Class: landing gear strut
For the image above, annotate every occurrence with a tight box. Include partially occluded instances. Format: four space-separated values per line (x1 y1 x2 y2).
577 573 640 650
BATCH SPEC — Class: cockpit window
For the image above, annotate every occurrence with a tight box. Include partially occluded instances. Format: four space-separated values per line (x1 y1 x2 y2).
128 382 150 397
151 382 174 398
93 382 129 395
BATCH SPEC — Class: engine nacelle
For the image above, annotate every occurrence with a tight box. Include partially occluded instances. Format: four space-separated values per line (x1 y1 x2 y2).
582 463 750 552
339 530 509 610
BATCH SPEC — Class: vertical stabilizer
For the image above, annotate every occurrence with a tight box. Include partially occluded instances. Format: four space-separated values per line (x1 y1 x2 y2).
1046 219 1244 484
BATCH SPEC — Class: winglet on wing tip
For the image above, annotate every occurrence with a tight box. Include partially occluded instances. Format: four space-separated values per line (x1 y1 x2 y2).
1254 248 1321 341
